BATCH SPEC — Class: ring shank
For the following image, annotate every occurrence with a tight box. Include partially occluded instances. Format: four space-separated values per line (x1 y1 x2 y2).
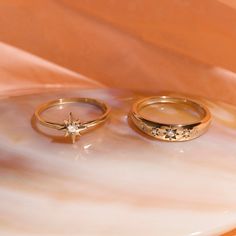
130 96 211 141
35 98 110 130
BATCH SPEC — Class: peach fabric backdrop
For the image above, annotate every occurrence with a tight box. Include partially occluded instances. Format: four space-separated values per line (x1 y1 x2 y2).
1 0 236 103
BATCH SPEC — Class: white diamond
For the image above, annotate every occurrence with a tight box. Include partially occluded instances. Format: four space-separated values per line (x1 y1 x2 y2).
167 130 175 138
67 125 78 134
152 128 159 136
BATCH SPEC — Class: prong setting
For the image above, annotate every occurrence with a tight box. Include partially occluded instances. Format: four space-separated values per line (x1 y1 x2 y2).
63 112 87 143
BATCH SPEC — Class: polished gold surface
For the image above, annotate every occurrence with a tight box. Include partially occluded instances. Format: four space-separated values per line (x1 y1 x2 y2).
34 97 110 143
130 96 211 141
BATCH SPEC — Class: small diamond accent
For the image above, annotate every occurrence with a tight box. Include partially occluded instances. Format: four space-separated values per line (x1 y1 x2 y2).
141 124 146 131
166 130 175 138
182 129 191 138
62 112 87 143
67 124 78 134
163 128 179 140
151 128 160 136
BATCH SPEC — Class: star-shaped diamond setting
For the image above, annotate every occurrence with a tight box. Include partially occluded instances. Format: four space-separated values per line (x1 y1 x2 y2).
151 127 161 137
163 128 179 140
182 129 191 139
62 112 87 143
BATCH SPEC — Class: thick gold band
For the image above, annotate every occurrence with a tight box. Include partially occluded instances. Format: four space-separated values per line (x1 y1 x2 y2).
130 96 211 141
34 98 110 143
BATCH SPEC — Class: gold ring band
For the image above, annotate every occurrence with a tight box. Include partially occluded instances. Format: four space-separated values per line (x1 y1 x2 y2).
130 96 211 141
34 98 110 143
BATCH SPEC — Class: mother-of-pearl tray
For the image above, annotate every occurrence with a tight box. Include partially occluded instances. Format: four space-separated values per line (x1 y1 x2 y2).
0 88 236 236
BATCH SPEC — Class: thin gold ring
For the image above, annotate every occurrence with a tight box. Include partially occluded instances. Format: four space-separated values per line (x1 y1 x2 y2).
129 96 211 141
34 98 110 143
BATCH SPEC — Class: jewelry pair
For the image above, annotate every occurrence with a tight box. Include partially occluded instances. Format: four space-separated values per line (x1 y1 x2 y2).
34 96 211 144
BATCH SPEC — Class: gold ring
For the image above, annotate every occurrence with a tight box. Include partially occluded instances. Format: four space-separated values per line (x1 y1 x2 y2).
129 96 211 141
34 98 110 143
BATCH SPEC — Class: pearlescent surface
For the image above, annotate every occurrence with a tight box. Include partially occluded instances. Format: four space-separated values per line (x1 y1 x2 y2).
0 88 236 236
